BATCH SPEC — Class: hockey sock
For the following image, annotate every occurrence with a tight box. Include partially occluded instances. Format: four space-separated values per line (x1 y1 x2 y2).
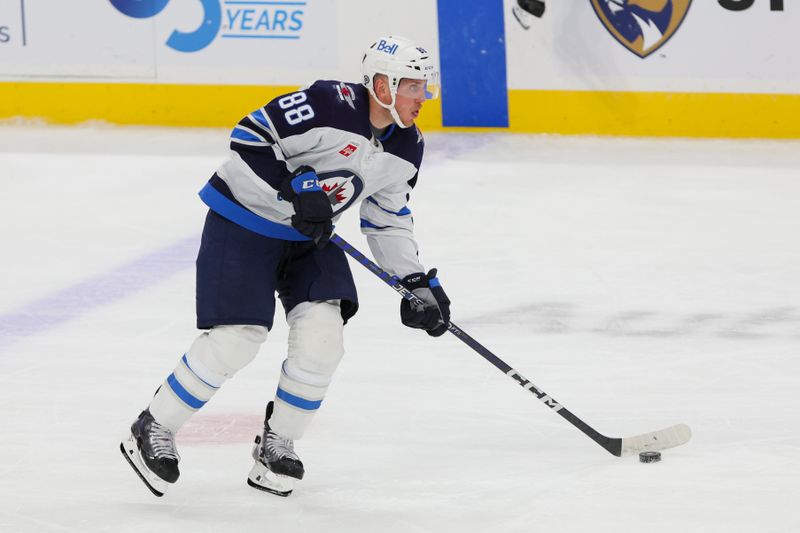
148 351 226 433
270 360 332 439
149 325 268 432
269 301 344 440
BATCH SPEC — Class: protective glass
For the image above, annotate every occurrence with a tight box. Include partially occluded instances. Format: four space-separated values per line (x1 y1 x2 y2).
396 74 440 100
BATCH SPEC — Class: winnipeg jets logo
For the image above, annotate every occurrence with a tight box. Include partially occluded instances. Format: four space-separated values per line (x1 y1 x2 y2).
316 170 364 214
322 176 352 205
590 0 692 58
335 82 357 110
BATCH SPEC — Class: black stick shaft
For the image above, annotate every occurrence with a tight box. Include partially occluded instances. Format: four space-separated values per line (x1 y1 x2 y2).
330 234 622 456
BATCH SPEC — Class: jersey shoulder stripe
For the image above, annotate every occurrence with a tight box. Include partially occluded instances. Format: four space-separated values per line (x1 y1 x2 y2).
265 80 370 141
231 125 268 145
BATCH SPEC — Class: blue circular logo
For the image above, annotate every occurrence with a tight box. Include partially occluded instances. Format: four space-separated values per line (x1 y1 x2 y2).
109 0 221 52
109 0 170 18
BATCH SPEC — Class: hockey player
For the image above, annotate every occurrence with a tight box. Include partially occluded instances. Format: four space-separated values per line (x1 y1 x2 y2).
120 35 451 498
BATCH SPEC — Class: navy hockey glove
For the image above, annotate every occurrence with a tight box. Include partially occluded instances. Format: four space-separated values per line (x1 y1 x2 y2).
400 269 451 337
281 166 333 248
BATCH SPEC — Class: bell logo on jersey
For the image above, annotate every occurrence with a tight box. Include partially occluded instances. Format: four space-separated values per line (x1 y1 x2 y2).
339 143 358 157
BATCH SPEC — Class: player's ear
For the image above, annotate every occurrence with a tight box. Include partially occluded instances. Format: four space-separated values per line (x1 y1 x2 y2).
374 75 391 104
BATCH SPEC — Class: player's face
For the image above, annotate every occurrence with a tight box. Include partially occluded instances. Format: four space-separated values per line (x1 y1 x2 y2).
394 78 430 127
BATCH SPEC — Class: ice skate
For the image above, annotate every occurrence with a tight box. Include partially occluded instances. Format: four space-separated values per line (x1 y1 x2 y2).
120 409 180 497
247 401 304 497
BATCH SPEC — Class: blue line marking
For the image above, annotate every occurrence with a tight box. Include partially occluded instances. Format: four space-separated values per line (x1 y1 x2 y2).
0 236 197 353
276 388 322 410
436 0 508 127
167 374 207 409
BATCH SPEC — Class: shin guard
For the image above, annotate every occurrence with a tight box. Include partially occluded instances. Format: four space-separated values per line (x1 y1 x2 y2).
149 325 268 432
270 301 344 439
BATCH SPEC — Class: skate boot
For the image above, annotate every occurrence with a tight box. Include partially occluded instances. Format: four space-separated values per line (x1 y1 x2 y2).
247 401 304 497
120 409 180 497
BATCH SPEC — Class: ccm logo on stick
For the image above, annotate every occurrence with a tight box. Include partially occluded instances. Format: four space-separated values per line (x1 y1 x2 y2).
506 370 563 411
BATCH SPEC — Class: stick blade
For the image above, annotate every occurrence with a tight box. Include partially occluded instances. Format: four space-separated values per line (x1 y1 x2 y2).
619 423 692 456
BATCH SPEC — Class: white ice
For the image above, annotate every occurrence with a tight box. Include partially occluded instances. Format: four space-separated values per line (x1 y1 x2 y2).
0 125 798 532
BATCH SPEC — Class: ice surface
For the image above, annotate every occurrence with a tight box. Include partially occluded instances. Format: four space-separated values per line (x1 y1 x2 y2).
1 125 799 532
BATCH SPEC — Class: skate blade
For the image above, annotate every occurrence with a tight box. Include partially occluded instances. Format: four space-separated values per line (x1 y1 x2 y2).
247 461 295 497
120 437 169 498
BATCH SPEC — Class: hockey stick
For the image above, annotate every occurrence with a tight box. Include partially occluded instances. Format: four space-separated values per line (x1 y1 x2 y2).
331 233 691 457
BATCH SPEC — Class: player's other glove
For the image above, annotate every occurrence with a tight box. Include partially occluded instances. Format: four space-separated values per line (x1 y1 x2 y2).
280 166 333 248
400 269 451 337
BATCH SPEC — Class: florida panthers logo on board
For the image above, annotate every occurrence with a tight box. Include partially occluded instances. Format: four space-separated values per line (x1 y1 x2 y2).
316 170 364 214
589 0 692 58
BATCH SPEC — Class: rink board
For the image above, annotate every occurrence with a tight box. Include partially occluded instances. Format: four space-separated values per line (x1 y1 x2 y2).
2 82 799 138
1 0 799 137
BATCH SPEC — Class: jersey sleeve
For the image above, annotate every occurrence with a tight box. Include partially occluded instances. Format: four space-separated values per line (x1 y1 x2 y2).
359 173 425 279
227 83 333 192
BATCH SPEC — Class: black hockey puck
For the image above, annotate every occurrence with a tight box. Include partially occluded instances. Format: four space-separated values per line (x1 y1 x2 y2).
639 451 662 463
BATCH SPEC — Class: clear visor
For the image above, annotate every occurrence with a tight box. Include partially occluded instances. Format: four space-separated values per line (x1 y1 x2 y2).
396 74 440 100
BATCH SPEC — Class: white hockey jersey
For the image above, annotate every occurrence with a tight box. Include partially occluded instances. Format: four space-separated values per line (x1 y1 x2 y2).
199 79 426 278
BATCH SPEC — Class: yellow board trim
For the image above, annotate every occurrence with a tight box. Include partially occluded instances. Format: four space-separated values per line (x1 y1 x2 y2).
0 81 442 131
2 82 799 138
509 89 800 139
0 82 300 128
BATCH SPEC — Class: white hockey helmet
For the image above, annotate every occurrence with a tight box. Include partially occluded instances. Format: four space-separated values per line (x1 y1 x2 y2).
361 35 440 128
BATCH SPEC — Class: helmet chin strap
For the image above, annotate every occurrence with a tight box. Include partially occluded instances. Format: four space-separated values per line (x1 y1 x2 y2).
368 87 411 129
